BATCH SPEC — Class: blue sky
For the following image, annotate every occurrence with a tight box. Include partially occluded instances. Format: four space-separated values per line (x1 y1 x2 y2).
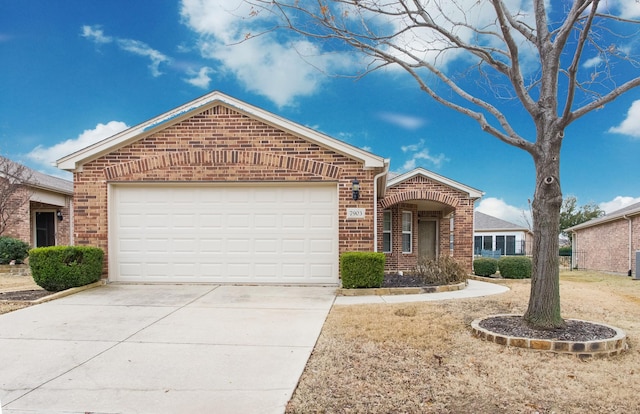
1 0 639 225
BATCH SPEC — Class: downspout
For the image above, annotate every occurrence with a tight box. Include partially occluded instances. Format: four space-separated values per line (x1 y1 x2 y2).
624 215 632 276
69 196 74 246
570 230 576 270
372 162 390 252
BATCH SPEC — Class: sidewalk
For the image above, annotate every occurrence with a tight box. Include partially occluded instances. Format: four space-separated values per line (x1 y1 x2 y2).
334 279 509 305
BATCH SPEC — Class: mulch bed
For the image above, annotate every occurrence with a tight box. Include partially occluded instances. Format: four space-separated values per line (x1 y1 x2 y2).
479 315 617 342
0 290 53 301
386 274 617 342
383 274 435 287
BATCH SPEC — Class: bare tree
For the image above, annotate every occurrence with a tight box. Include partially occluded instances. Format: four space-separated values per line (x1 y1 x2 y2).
244 0 640 328
0 156 33 237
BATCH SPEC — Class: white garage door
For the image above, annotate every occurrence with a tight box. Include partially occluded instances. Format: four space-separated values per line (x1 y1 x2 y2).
109 183 338 284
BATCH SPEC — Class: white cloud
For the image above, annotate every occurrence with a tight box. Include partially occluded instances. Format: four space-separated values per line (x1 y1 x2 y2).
179 0 357 107
608 100 640 138
599 196 640 214
81 25 183 81
476 197 531 228
582 56 602 69
81 25 112 44
399 139 447 171
184 66 214 89
27 121 129 171
606 0 640 19
378 112 426 130
116 39 171 77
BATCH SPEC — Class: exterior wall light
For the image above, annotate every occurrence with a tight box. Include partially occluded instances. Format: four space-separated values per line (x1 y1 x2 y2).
351 178 360 201
57 210 63 221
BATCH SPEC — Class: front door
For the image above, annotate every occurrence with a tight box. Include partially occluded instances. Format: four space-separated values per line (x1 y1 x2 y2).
418 220 437 259
35 211 56 247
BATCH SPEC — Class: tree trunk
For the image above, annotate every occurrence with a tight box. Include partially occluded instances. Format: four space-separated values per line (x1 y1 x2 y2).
523 136 566 329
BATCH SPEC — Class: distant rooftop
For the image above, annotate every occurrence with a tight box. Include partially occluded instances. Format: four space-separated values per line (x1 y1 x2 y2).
1 156 73 195
474 211 529 231
566 200 640 232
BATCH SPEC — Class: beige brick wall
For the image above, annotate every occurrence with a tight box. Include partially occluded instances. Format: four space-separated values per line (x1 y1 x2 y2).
73 104 385 277
574 216 640 274
30 200 72 247
2 186 31 242
1 186 71 248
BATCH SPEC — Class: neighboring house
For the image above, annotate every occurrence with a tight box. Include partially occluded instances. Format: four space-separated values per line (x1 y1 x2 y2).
566 201 640 276
1 157 73 248
473 211 532 256
57 91 483 284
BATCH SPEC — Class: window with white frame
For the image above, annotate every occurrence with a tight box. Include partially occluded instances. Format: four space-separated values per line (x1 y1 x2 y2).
402 211 412 253
383 211 392 253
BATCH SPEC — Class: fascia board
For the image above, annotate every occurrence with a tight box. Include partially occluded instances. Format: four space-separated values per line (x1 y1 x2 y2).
57 91 385 171
567 207 640 232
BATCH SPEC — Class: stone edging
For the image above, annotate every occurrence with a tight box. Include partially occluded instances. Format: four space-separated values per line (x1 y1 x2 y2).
471 314 627 358
4 280 107 304
468 275 530 284
337 281 466 296
0 264 31 277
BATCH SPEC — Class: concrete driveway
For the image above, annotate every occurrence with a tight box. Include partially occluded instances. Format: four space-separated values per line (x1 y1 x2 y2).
0 284 336 414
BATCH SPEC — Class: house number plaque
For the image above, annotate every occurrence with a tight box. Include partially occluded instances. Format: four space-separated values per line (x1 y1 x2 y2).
346 208 366 219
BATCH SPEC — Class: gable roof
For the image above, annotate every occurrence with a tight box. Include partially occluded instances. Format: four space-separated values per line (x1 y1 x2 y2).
566 200 640 232
474 211 530 232
386 167 483 199
1 156 73 195
57 91 387 171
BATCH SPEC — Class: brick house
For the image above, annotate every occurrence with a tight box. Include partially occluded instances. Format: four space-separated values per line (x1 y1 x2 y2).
1 157 73 248
57 91 482 284
566 201 640 276
473 211 533 256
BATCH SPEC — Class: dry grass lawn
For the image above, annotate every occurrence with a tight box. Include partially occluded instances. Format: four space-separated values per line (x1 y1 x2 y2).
0 273 43 314
287 271 640 413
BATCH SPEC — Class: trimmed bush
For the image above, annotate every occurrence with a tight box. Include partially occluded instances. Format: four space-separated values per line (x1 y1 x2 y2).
411 255 467 285
340 252 385 288
29 246 104 292
473 258 498 277
498 256 532 279
0 236 30 264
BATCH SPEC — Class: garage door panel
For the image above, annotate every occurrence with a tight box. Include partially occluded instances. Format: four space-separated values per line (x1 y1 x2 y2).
254 214 278 229
254 238 278 254
282 264 305 278
255 264 278 278
310 239 333 253
111 184 338 284
282 214 305 229
228 214 252 229
282 239 305 253
310 264 333 278
199 214 223 229
310 214 334 229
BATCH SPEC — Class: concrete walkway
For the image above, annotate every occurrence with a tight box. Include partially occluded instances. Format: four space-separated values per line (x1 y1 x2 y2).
0 284 336 414
0 280 508 414
334 279 510 305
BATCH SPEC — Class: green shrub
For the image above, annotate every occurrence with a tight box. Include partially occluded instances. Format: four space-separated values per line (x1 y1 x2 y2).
0 236 30 264
340 252 385 288
411 255 467 285
29 246 104 292
559 246 572 257
473 258 498 276
498 256 532 279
